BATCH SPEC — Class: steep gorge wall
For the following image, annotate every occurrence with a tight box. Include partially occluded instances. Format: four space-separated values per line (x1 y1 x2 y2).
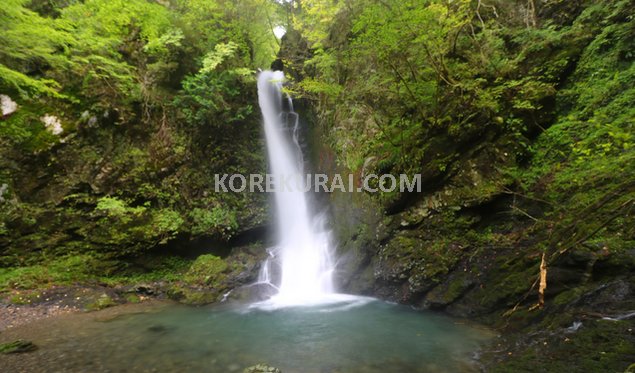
283 1 635 370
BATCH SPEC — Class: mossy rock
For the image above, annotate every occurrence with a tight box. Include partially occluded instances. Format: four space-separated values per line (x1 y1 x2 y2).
124 293 141 303
378 233 464 286
184 254 228 286
552 287 588 307
423 273 474 309
0 340 37 354
167 284 217 305
86 293 117 311
470 253 540 311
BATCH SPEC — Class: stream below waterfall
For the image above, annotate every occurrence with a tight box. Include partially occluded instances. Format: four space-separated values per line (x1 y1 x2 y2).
0 299 494 373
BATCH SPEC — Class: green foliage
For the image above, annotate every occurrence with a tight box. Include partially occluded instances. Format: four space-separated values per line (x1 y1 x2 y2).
294 0 559 173
0 254 193 292
0 65 64 99
0 0 271 275
89 197 184 250
173 0 280 68
153 209 184 239
514 4 635 264
101 256 192 286
201 42 242 73
189 207 238 239
0 0 72 97
2 0 277 117
0 102 61 150
0 253 106 291
96 196 145 218
176 69 254 128
293 0 342 48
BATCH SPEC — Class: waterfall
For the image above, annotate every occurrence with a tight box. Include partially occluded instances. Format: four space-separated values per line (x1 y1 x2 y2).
255 70 336 306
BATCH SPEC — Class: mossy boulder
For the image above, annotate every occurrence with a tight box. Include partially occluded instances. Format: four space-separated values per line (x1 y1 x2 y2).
167 285 217 305
86 293 117 311
124 293 141 303
0 340 37 354
184 254 228 286
423 273 475 309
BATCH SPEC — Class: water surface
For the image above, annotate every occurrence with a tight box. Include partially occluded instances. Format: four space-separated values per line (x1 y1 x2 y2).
0 299 492 373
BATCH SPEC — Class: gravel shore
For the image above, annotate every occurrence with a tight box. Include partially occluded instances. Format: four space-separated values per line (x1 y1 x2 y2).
0 303 78 331
0 285 125 332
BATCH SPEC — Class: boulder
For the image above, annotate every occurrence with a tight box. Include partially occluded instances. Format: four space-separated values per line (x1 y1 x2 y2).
244 363 282 373
0 340 37 354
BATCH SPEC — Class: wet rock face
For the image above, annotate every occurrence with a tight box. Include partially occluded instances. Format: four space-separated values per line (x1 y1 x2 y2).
224 283 278 304
422 272 475 310
324 139 634 324
564 278 635 316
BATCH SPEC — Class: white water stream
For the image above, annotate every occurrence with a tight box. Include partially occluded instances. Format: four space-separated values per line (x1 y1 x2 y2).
254 70 344 308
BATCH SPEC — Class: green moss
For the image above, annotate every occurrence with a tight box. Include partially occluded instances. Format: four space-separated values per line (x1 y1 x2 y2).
377 231 467 296
424 272 474 307
86 293 117 311
124 293 141 303
457 252 542 313
0 266 54 291
0 102 62 151
444 275 471 302
167 284 217 305
0 340 37 354
486 269 537 306
90 256 191 287
510 1 635 268
0 254 191 292
552 287 587 307
79 198 185 252
183 254 228 286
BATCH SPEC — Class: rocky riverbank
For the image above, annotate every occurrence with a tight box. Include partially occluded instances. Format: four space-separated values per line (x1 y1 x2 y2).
1 303 77 331
0 285 152 332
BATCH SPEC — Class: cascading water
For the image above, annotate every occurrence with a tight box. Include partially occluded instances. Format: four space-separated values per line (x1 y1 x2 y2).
255 70 337 306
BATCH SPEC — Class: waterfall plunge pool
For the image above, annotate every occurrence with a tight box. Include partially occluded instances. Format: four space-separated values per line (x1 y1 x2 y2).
0 297 494 373
1 71 494 372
